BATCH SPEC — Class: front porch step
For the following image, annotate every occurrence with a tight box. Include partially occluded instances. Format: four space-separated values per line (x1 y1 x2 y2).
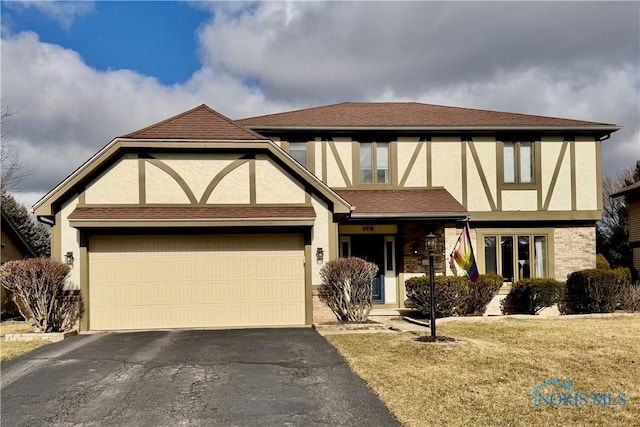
484 285 511 316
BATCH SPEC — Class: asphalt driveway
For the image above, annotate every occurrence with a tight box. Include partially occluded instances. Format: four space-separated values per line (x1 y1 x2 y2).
1 328 399 426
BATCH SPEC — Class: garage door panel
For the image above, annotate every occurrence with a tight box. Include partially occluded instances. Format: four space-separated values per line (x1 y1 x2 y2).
89 235 305 330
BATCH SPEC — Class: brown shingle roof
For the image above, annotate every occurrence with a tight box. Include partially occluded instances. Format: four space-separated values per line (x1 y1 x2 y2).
122 104 264 140
238 102 618 129
68 206 316 221
336 188 466 218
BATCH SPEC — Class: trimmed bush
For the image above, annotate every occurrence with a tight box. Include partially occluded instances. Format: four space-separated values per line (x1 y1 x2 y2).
405 275 468 318
319 257 378 322
560 268 631 314
596 254 611 270
501 278 565 315
405 274 502 318
0 258 84 332
466 274 503 315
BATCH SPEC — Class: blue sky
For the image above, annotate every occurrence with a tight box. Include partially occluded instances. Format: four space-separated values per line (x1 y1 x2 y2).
1 1 638 206
3 1 209 85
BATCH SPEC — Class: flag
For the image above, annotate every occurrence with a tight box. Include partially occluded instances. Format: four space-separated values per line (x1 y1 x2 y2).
451 223 479 283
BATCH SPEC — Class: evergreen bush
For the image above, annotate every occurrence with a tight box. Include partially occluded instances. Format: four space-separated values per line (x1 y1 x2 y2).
501 278 565 315
560 268 631 314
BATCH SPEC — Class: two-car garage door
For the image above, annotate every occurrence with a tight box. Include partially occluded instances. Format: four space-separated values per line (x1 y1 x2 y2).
89 235 306 330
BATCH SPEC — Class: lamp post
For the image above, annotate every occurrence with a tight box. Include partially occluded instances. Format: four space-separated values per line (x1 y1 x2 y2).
426 233 437 339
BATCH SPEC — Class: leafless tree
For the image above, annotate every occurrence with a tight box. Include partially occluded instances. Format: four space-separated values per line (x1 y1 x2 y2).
1 102 30 191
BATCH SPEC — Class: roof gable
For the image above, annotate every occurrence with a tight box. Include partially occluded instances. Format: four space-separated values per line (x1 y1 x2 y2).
123 104 264 140
238 102 619 130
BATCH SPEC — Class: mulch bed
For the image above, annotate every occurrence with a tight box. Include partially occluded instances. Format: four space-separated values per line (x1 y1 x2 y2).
415 335 459 343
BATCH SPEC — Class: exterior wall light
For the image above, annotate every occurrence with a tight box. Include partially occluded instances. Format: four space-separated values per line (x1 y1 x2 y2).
65 251 75 268
316 247 324 263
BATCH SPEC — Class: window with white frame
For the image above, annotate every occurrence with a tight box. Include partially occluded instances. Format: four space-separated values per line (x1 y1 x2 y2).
503 141 534 184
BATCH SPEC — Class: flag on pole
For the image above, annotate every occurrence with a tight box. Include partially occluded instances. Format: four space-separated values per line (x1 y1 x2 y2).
451 222 479 283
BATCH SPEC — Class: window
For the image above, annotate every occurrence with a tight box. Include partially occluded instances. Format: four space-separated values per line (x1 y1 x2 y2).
482 233 548 281
288 142 307 168
503 141 533 184
360 141 389 184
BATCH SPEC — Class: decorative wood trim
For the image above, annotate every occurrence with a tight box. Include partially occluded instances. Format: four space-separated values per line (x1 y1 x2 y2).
390 141 398 187
199 159 249 203
570 141 577 211
328 141 352 187
461 141 468 208
468 141 497 211
78 189 86 205
249 159 256 204
351 141 359 186
138 157 146 204
543 141 568 210
535 142 542 210
322 140 327 183
426 140 432 188
470 209 601 221
146 158 198 204
399 141 424 187
308 141 316 175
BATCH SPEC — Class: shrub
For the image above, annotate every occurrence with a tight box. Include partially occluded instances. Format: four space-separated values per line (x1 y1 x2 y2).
596 254 611 270
466 274 503 315
0 258 84 332
621 283 640 313
319 257 378 322
405 276 467 318
560 268 631 314
501 278 565 315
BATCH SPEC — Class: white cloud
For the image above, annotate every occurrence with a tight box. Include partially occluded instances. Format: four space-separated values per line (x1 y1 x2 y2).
1 1 638 207
3 0 95 30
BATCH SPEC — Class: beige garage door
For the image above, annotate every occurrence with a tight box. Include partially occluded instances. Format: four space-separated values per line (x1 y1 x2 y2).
89 234 305 330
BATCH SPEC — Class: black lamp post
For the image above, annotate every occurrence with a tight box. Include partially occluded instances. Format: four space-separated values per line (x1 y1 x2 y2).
426 233 437 339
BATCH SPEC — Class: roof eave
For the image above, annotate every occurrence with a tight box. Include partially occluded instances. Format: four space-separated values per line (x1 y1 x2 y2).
349 212 468 220
244 125 621 133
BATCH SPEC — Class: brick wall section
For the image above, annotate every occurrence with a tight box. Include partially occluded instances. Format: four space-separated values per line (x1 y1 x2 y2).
402 224 446 275
554 226 596 281
312 289 336 323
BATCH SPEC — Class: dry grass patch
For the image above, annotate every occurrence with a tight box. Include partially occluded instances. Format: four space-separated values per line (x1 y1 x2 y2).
0 321 50 362
326 317 639 427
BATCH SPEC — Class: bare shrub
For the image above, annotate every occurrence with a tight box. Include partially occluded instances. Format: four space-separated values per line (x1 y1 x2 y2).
319 257 378 322
621 284 640 313
0 258 84 332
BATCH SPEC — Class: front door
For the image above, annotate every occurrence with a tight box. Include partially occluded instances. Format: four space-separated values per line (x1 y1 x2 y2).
348 235 385 303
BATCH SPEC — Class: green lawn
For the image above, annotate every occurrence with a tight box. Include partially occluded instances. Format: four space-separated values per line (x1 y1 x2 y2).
326 317 639 427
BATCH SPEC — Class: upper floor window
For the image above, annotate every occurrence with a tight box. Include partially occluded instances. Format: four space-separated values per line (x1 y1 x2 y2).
360 141 389 184
288 141 307 168
504 141 533 184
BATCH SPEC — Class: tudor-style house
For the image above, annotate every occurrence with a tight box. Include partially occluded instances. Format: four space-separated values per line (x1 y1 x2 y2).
33 102 620 331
